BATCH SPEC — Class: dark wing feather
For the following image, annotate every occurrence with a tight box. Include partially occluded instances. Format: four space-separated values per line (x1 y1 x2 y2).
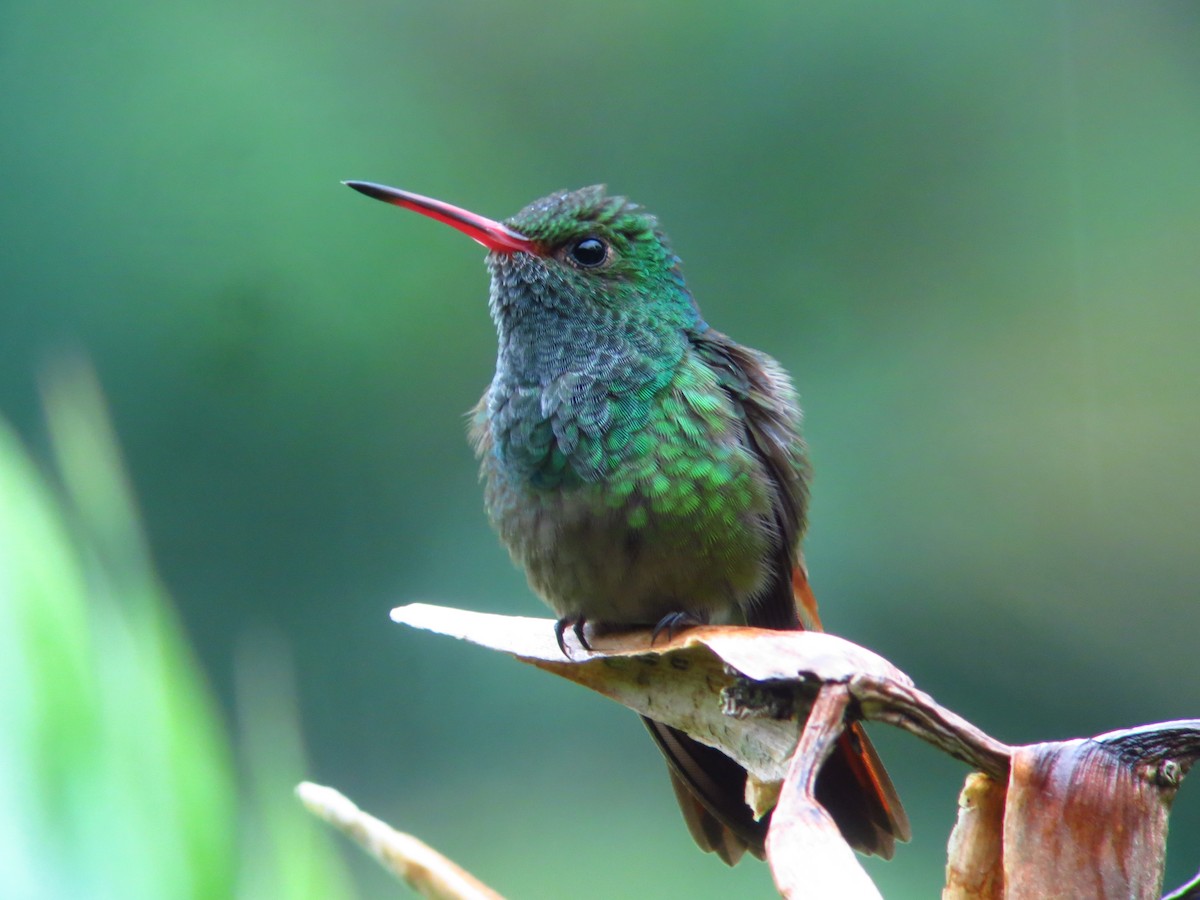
692 330 810 628
644 330 909 863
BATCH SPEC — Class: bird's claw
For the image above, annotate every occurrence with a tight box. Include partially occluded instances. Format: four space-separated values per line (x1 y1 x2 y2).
554 616 592 656
651 610 704 645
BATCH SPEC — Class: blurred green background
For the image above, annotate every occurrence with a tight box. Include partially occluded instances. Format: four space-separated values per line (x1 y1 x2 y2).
3 1 1200 896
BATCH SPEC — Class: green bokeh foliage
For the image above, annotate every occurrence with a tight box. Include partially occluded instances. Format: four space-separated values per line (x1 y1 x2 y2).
0 368 352 898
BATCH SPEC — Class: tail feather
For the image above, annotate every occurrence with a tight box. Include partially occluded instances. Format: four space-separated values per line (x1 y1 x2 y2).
644 718 764 865
649 561 909 864
666 763 751 866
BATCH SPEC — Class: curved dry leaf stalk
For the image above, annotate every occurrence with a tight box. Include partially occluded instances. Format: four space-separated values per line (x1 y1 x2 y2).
390 603 912 784
766 683 883 900
296 782 504 900
387 602 1200 900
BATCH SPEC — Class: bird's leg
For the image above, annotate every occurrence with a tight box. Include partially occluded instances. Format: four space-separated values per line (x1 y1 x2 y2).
651 610 707 645
554 615 593 656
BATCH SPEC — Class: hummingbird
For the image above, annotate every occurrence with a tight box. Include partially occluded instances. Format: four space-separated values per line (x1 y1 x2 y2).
346 180 910 865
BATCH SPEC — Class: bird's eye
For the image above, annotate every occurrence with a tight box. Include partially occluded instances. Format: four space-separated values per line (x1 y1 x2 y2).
567 236 609 268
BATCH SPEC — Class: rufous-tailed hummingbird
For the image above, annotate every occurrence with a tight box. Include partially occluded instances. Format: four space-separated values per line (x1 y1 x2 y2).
346 180 909 865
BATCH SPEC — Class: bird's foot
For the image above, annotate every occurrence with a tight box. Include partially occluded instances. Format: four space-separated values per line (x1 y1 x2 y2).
553 616 592 656
651 610 706 645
